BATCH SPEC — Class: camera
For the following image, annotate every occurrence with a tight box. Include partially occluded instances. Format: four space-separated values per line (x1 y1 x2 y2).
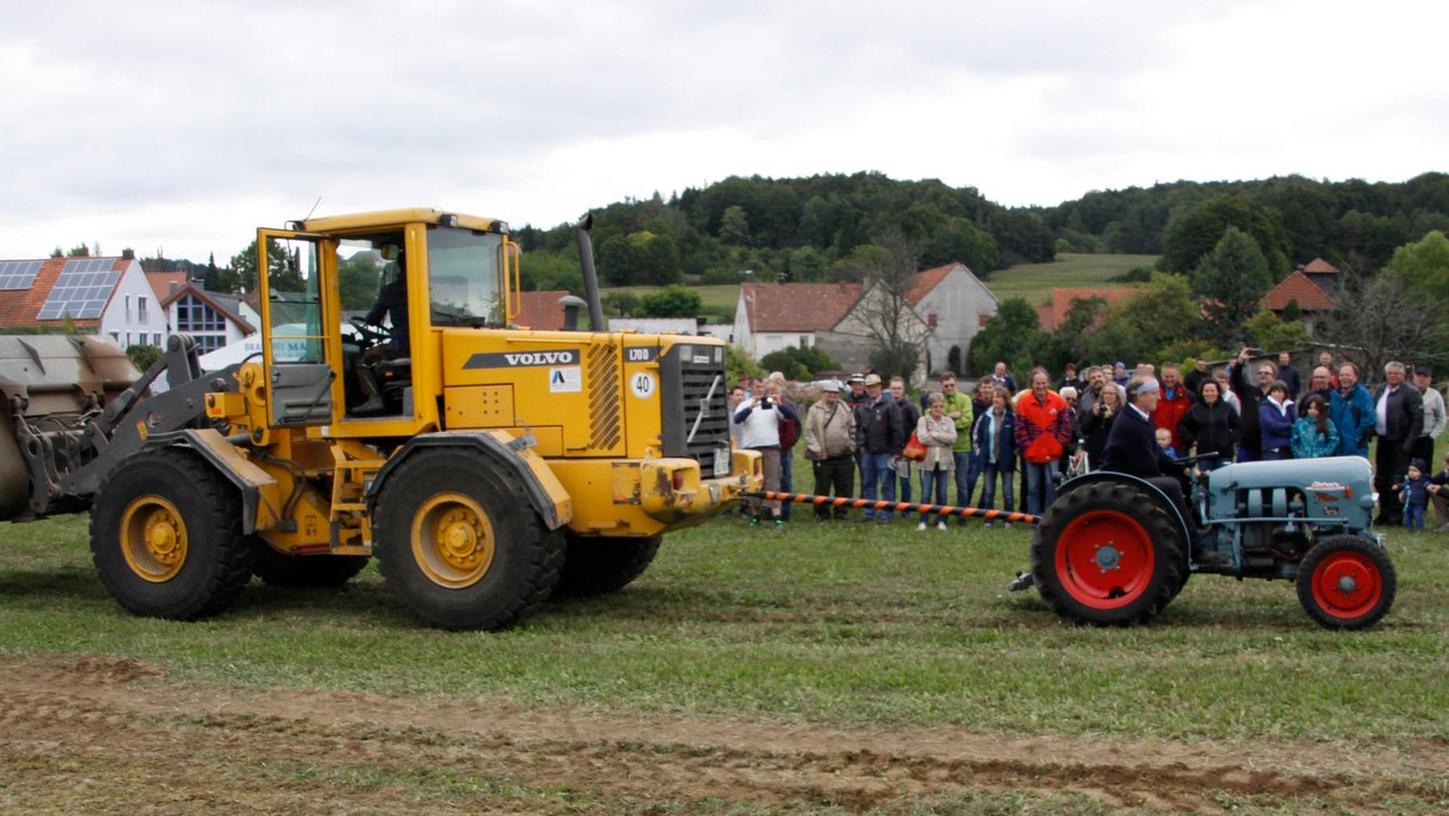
760 396 773 409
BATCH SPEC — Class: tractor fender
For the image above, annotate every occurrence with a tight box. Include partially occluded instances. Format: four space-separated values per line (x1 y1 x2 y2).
366 431 573 531
142 427 280 535
1057 471 1194 559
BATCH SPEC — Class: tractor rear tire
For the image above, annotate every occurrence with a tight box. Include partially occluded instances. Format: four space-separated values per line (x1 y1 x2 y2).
1030 481 1185 626
89 449 254 620
251 540 370 588
552 534 661 598
1296 535 1396 630
374 449 563 630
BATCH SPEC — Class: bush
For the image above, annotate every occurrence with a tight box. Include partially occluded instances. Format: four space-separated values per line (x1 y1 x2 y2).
126 344 162 371
759 345 839 381
725 344 764 385
636 286 703 317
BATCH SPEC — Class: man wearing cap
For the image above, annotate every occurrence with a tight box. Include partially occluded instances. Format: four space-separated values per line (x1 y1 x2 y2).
855 373 904 522
804 380 857 522
1411 367 1445 469
845 373 868 411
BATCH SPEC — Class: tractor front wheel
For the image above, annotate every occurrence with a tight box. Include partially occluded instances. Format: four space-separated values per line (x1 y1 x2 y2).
1296 535 1396 630
1030 481 1185 626
374 449 563 630
552 534 661 598
90 449 254 620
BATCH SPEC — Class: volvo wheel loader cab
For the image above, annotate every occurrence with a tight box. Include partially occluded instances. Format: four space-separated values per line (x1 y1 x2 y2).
7 208 761 630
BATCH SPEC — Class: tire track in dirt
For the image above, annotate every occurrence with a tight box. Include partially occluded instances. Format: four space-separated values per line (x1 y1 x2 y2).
0 654 1444 813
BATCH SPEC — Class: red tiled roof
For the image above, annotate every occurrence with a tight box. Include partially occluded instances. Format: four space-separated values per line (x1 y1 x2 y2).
903 263 956 305
515 290 572 331
146 270 190 300
1302 257 1340 275
0 256 120 330
740 282 863 332
1262 270 1337 312
1036 287 1139 332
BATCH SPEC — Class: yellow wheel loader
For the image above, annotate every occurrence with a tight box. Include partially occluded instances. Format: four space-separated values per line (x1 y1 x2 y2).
0 209 761 629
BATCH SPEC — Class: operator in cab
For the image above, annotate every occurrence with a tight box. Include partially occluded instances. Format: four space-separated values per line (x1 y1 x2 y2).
354 244 409 415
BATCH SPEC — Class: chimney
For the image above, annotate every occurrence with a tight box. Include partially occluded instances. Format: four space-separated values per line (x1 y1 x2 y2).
121 248 135 260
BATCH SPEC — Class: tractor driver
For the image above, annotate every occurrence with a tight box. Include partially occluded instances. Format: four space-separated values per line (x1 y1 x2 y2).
1103 374 1194 526
354 244 409 415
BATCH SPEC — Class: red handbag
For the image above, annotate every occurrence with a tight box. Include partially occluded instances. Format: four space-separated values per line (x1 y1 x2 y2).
902 432 927 461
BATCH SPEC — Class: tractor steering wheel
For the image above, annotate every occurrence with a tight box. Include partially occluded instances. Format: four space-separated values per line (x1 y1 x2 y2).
348 315 392 347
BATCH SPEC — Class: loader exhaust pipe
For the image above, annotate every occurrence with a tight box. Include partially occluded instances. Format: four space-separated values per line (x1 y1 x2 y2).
575 213 607 332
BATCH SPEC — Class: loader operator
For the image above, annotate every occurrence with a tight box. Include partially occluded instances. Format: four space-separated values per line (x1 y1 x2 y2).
354 244 409 415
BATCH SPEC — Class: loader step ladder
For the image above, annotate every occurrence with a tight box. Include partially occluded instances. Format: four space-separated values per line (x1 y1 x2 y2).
329 440 387 555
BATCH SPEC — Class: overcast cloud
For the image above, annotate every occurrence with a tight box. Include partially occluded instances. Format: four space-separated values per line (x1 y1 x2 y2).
1 0 1444 261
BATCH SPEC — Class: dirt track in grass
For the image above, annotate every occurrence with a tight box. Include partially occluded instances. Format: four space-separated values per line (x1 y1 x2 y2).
1 654 1445 814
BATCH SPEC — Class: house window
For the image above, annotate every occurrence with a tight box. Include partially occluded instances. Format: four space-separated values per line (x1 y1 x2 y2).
138 296 148 323
125 294 132 322
124 331 131 347
175 293 228 352
799 335 812 348
927 313 938 328
110 332 120 343
153 333 162 347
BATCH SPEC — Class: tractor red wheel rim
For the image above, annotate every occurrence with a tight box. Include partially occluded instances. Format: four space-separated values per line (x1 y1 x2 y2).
1054 509 1156 609
1310 551 1382 620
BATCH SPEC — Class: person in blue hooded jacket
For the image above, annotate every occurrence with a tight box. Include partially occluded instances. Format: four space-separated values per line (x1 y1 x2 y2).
1329 362 1376 457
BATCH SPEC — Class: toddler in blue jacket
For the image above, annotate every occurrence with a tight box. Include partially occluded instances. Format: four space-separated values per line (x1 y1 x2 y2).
1397 458 1431 531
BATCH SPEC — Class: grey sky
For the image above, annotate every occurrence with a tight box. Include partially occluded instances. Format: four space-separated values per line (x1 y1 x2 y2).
1 0 1444 261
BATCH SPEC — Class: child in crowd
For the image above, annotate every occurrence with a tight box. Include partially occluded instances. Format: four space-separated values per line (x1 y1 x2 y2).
1397 458 1431 532
1155 428 1178 460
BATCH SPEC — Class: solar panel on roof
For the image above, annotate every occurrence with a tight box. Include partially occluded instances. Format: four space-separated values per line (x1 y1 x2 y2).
0 260 44 290
36 259 120 320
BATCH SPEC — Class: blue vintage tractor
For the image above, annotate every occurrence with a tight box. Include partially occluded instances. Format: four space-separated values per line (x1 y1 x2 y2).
1029 457 1396 629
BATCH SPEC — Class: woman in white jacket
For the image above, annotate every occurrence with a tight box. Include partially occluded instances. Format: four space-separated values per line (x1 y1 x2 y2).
915 393 958 530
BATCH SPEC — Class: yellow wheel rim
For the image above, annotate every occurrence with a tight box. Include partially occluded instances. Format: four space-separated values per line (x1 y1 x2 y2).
119 495 189 583
411 491 496 588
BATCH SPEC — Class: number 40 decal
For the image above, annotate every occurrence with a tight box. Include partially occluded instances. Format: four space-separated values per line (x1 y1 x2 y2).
630 372 655 399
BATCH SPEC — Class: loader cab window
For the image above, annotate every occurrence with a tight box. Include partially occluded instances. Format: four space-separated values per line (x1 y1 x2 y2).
427 226 503 328
267 239 324 364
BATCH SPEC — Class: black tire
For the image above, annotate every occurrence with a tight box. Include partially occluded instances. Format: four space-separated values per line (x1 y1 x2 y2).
1296 535 1396 630
373 449 563 630
552 534 661 598
251 539 369 588
89 448 254 620
1030 481 1185 626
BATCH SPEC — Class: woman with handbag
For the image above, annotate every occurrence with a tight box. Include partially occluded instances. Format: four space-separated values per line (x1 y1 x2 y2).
914 393 958 530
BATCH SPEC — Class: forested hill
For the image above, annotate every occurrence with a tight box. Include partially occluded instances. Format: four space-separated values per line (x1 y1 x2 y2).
1041 172 1449 276
511 171 1449 293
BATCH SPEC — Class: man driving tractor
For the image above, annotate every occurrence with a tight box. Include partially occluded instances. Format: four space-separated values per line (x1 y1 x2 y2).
354 244 409 415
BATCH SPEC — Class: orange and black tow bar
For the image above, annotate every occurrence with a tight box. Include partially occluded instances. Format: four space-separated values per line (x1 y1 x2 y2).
743 490 1039 525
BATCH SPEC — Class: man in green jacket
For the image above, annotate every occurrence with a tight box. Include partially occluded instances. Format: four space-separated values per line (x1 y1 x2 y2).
938 373 976 520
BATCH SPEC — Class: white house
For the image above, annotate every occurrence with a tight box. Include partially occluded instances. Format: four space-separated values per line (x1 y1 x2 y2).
732 282 862 359
0 255 170 347
159 283 256 354
902 262 999 376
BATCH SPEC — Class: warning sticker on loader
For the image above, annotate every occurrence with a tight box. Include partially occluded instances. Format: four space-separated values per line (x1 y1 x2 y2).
549 367 582 393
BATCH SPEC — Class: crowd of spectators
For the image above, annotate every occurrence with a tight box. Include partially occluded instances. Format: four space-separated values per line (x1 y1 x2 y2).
730 347 1449 532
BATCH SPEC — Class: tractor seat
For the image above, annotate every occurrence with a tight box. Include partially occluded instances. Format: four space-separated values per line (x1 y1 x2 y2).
375 358 411 385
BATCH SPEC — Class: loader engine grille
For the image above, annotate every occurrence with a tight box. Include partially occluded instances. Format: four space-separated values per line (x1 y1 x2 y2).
659 343 731 477
587 344 622 450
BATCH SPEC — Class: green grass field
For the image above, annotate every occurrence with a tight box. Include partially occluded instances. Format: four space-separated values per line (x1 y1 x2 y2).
1 453 1447 812
983 253 1159 305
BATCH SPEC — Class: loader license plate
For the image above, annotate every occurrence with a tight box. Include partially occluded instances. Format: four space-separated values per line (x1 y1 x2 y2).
713 447 731 477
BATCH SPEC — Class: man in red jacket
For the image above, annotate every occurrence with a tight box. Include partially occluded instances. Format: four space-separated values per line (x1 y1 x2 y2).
1152 363 1195 452
1014 367 1072 516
